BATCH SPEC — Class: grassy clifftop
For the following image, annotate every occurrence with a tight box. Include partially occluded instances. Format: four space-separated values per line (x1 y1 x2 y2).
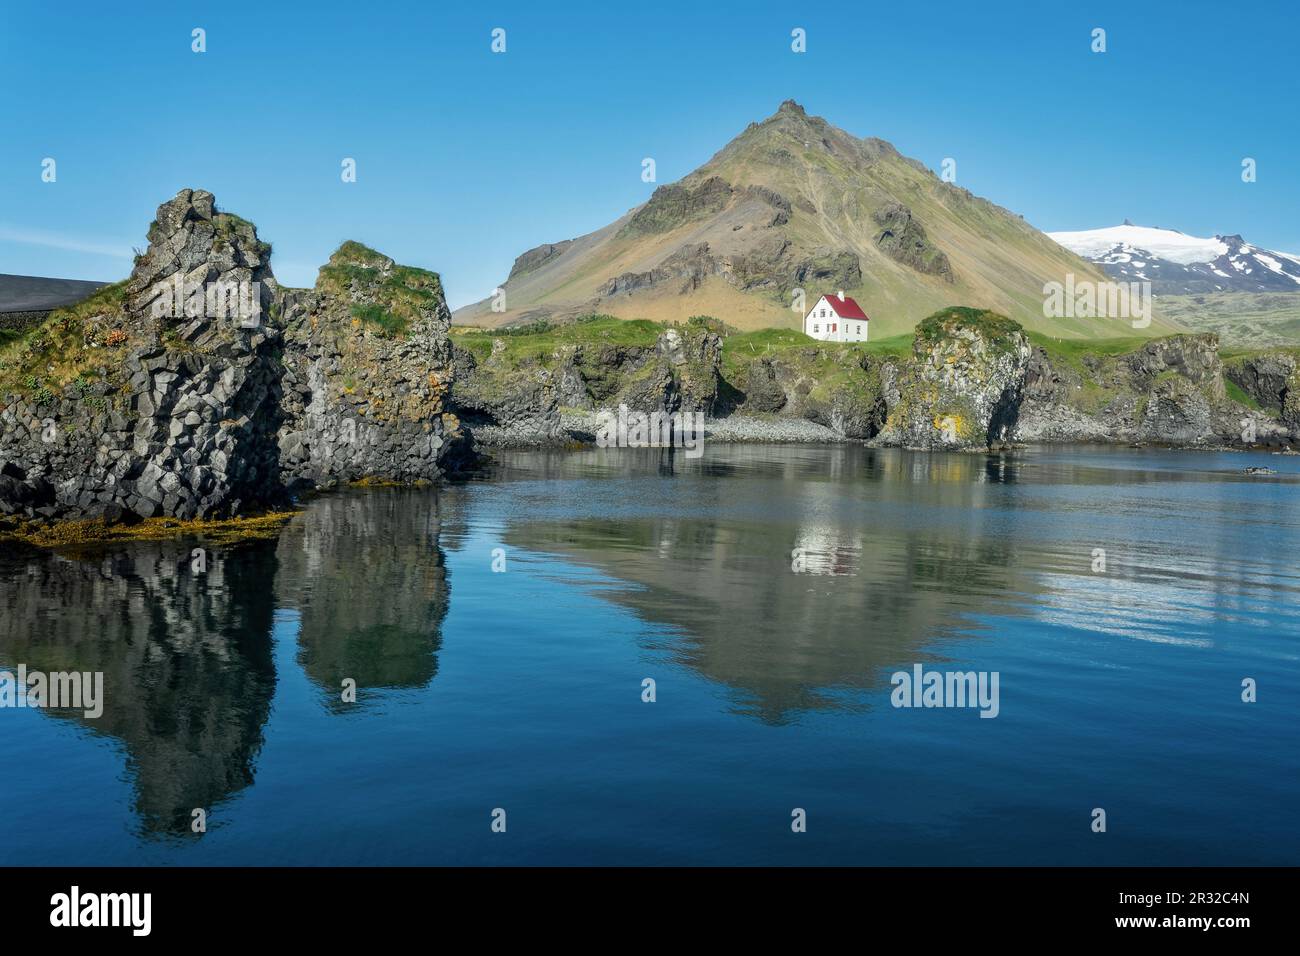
316 241 448 338
0 280 132 404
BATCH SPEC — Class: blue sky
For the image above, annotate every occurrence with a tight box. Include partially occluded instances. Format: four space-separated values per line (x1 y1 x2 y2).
1 0 1296 308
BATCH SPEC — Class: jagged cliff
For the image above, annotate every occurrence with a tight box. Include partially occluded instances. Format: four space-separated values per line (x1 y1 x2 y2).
276 241 469 489
0 189 469 524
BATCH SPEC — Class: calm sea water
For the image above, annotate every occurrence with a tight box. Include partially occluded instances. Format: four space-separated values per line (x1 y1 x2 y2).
1 444 1297 866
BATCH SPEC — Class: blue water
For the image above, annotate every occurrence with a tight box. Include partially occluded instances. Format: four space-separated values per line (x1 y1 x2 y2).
1 444 1297 865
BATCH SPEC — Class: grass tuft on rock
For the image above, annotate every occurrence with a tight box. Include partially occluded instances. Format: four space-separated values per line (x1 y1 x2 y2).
317 241 446 338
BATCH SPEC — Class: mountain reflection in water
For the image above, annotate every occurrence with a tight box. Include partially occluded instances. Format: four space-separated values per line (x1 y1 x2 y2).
1 444 1297 865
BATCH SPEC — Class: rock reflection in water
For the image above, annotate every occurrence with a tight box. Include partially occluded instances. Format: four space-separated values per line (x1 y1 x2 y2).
0 540 277 836
274 489 452 708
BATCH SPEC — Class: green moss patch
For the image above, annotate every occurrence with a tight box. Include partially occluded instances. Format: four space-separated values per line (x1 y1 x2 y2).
317 241 446 338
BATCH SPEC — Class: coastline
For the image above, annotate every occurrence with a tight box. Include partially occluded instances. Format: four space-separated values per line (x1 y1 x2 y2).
478 410 1300 453
8 430 1295 551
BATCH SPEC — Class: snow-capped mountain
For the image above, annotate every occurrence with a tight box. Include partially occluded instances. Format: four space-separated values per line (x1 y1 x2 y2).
1048 222 1300 294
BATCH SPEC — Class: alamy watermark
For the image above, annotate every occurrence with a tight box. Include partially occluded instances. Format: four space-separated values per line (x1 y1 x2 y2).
149 275 263 327
594 404 706 459
1043 274 1151 329
1 665 104 719
891 664 1000 719
50 886 150 936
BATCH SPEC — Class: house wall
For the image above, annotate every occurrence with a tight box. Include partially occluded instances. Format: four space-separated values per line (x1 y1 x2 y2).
804 297 868 342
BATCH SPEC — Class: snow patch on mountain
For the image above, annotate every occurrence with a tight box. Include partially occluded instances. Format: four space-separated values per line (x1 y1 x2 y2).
1050 224 1228 265
1048 223 1300 294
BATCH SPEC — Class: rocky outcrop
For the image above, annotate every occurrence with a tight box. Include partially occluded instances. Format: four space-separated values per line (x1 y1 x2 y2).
508 240 574 280
718 345 886 440
451 341 562 445
875 308 1030 448
450 323 724 443
1015 332 1289 447
743 185 794 226
0 189 471 524
872 202 954 281
1 189 287 521
276 242 469 489
435 309 1300 452
599 243 724 297
621 176 735 236
727 237 862 296
1127 334 1223 394
1226 351 1300 427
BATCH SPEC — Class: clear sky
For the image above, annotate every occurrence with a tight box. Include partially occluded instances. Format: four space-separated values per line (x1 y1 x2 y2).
2 0 1296 308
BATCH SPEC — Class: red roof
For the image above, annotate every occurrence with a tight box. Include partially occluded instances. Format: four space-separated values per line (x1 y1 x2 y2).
823 294 868 320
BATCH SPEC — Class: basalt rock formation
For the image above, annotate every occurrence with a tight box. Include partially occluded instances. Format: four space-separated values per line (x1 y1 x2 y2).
276 241 470 489
1015 333 1292 447
0 189 470 524
449 322 725 446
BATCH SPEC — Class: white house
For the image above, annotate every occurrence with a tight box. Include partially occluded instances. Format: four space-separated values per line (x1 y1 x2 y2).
803 291 869 342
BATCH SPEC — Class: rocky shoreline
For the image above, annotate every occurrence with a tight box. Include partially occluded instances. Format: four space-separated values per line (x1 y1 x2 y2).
3 189 1297 536
453 309 1298 454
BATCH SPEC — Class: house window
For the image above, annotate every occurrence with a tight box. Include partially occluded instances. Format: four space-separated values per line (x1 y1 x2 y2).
813 324 819 333
831 323 837 332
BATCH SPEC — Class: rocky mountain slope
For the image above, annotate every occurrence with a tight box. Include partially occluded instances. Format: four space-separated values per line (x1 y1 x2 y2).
1050 223 1300 295
0 188 469 525
456 101 1180 340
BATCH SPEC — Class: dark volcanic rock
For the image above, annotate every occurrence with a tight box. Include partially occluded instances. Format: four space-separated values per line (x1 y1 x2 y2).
1226 351 1299 425
621 177 735 236
598 242 725 297
0 190 471 523
872 202 954 281
450 344 562 442
1 189 287 521
276 242 470 488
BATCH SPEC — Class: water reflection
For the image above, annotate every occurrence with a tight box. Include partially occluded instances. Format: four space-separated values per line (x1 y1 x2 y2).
486 447 1036 723
3 443 1296 849
0 540 277 835
0 489 456 834
275 489 453 707
481 444 1300 723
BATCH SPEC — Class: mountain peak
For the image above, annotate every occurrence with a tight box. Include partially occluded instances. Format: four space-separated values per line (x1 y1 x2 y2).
455 104 1143 339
